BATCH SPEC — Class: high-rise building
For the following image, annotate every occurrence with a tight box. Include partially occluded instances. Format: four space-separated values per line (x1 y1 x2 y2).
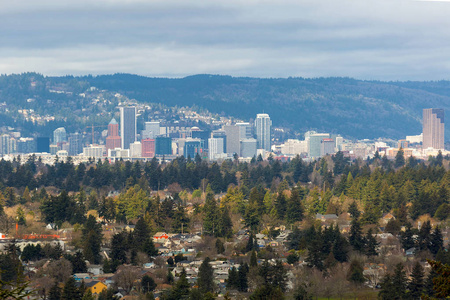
106 118 121 151
130 141 142 157
17 138 35 154
208 138 224 161
321 138 335 156
423 108 445 150
142 139 156 158
68 133 83 156
308 133 330 158
0 134 10 156
223 125 240 155
36 137 50 153
120 107 136 150
53 127 67 144
212 130 227 153
141 121 161 140
255 113 272 151
155 136 172 155
83 145 105 159
184 138 202 159
240 138 257 158
192 129 211 150
236 122 252 139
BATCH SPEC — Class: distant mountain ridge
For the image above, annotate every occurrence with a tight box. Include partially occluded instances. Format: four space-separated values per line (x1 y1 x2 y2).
1 73 450 140
84 74 450 140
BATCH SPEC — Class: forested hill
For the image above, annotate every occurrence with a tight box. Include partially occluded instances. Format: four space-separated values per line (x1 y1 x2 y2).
2 73 450 140
83 74 450 140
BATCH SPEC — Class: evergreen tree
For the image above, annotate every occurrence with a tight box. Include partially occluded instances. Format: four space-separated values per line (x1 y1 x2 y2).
391 263 407 299
49 283 62 300
349 218 365 252
379 273 396 300
429 226 443 256
62 277 82 300
167 268 190 300
400 223 416 251
250 250 257 267
348 201 361 219
286 188 304 223
237 263 249 292
216 205 233 238
365 228 379 256
348 259 365 285
110 232 128 264
197 257 214 294
82 215 103 264
394 148 405 168
408 261 424 300
203 192 218 236
215 239 225 254
227 267 238 290
418 221 432 251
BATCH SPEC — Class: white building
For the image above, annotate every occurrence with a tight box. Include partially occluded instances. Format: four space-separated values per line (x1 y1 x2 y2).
83 145 104 159
208 138 224 161
255 114 272 151
130 141 142 157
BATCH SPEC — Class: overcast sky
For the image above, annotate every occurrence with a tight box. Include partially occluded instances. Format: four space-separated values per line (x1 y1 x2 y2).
1 0 450 80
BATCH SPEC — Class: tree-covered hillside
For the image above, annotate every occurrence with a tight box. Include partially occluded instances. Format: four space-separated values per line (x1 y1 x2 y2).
2 73 450 140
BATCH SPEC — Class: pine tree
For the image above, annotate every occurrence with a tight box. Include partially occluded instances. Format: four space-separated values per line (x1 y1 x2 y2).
82 215 103 264
215 238 225 254
168 268 190 299
394 148 405 168
275 192 287 220
429 226 443 256
348 260 365 285
227 267 238 289
408 261 424 300
216 205 233 238
62 277 82 300
286 188 304 223
365 228 379 256
203 192 218 236
49 283 62 300
348 201 360 219
418 221 432 251
349 218 365 252
198 257 214 294
237 263 249 292
391 263 407 299
250 250 257 267
400 223 416 251
379 273 395 300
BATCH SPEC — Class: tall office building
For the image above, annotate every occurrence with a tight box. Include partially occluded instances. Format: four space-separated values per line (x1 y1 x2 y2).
155 136 172 155
141 121 161 140
53 127 67 144
120 107 136 150
223 125 240 155
36 137 50 153
309 133 330 158
240 138 257 158
236 122 252 139
208 138 225 161
255 113 272 151
212 130 227 153
423 108 445 150
0 134 10 156
68 133 83 156
142 139 156 158
106 118 121 151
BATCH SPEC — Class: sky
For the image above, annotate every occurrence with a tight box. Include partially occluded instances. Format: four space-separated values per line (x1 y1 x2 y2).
1 0 450 80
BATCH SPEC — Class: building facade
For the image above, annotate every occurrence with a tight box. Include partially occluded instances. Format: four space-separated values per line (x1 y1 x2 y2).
106 118 121 151
120 107 136 150
255 113 272 151
423 108 445 150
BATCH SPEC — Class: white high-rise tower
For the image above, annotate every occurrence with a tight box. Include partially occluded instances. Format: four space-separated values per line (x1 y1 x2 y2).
120 106 137 150
255 113 272 151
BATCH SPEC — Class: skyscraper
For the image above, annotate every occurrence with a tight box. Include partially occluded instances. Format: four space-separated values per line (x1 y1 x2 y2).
141 121 160 139
53 127 67 144
423 108 445 150
255 113 272 151
120 107 136 150
68 133 83 156
223 125 240 155
236 122 252 139
106 118 121 151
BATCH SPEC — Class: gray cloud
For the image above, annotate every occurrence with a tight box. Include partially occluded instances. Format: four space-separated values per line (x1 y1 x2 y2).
1 0 450 80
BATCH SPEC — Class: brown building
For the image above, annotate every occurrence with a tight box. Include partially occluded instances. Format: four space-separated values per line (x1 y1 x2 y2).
142 138 156 158
105 118 121 151
423 108 445 150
